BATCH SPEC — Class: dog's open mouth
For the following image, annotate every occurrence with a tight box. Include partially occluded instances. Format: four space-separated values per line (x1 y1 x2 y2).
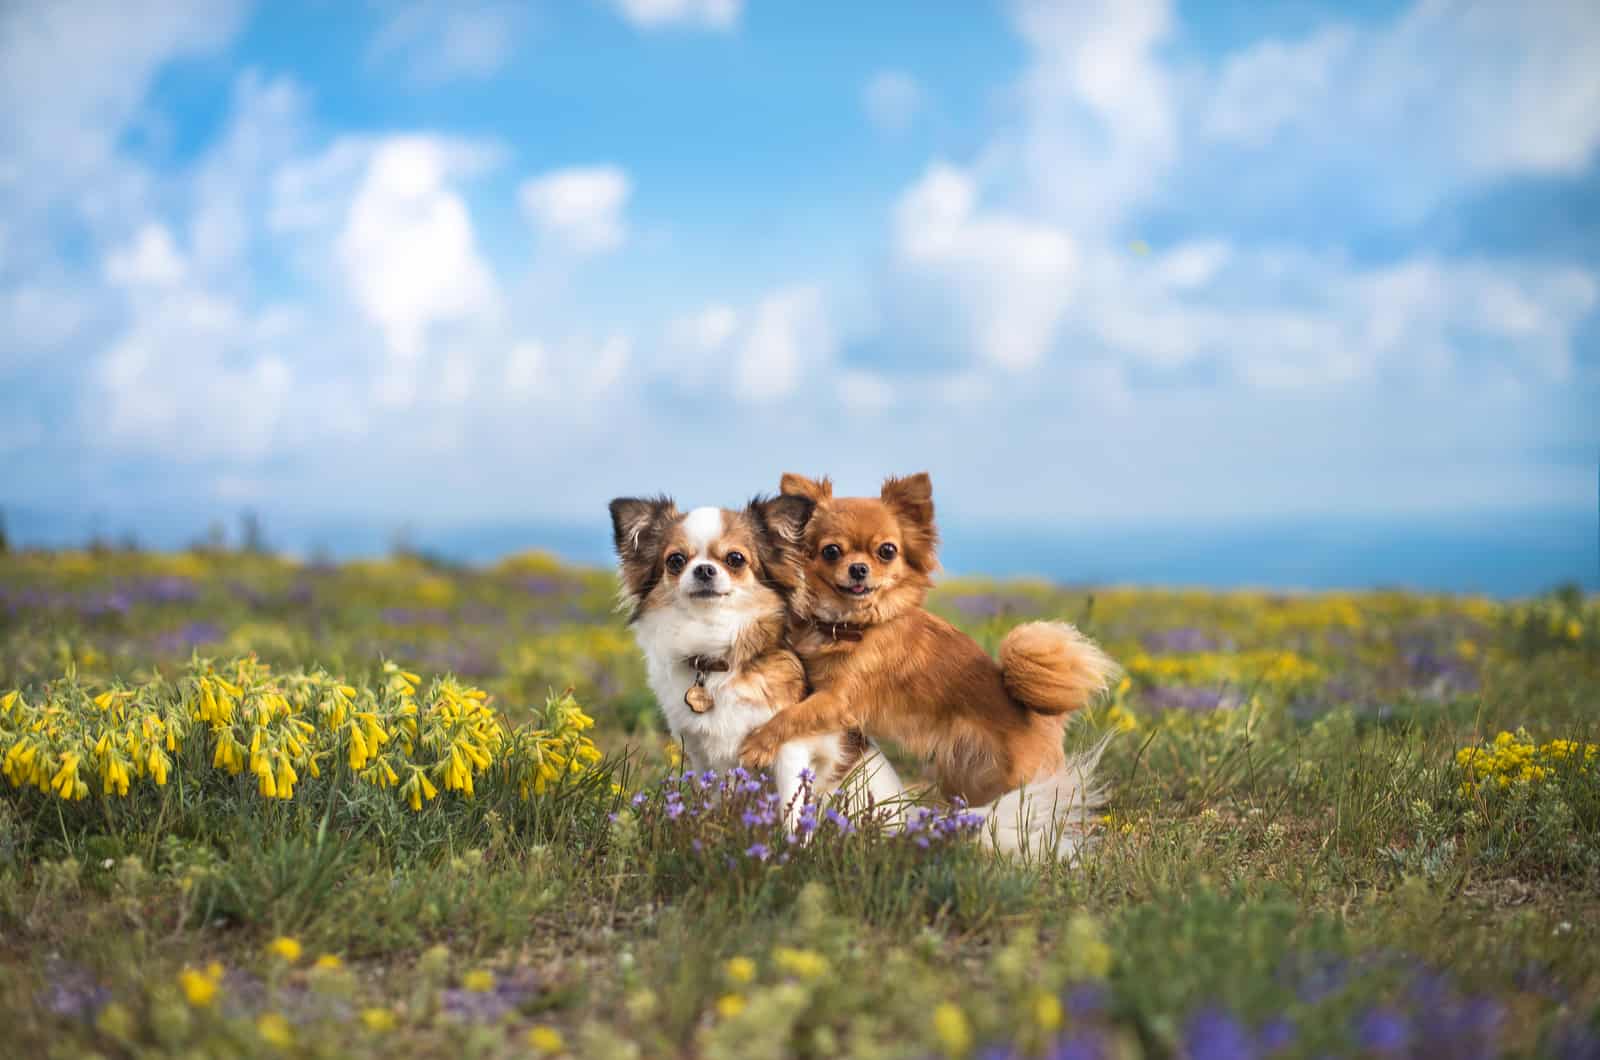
837 583 875 596
688 589 729 599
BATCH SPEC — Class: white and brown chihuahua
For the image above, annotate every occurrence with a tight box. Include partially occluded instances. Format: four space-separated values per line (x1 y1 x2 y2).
608 494 905 825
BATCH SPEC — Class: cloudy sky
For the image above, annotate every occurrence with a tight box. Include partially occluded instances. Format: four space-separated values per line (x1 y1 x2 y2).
2 0 1597 563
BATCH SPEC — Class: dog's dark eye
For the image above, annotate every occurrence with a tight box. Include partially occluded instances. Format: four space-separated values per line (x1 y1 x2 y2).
665 552 687 574
877 542 898 562
724 551 746 570
820 544 842 562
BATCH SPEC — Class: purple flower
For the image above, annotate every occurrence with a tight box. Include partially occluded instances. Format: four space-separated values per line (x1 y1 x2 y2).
1045 1031 1105 1060
1141 627 1225 654
825 807 854 833
154 620 224 654
1548 1022 1600 1060
37 965 110 1020
1353 1007 1409 1054
439 969 540 1023
948 592 1033 619
1183 1009 1257 1060
1065 983 1108 1019
1257 1017 1294 1054
745 843 770 861
1144 686 1234 713
1291 955 1348 1004
631 792 648 809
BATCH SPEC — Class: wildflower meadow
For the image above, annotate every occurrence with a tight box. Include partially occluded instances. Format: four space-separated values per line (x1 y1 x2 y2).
1 546 1597 1058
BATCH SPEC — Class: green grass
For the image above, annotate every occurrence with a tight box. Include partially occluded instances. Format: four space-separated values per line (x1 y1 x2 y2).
0 547 1597 1057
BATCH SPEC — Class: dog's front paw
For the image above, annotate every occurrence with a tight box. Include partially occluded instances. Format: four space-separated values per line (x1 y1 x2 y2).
738 727 782 769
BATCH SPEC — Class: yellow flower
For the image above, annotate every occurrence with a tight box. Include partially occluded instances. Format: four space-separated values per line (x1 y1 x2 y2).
360 1007 397 1032
178 966 221 1007
772 946 829 980
1033 992 1063 1032
462 969 495 992
313 953 343 971
527 1025 566 1054
1064 913 1112 979
256 1012 294 1049
266 936 303 962
715 993 746 1019
724 955 757 985
932 1002 972 1057
1102 704 1139 733
95 1001 135 1039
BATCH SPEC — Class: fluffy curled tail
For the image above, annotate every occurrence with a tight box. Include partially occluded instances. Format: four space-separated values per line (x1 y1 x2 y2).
1000 621 1119 715
971 734 1112 860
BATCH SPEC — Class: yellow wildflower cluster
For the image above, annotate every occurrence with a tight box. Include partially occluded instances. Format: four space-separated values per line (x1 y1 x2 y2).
1125 649 1324 689
1456 729 1598 795
178 963 225 1007
1 656 603 811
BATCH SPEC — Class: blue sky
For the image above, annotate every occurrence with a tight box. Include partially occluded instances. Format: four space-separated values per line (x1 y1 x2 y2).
1 0 1597 574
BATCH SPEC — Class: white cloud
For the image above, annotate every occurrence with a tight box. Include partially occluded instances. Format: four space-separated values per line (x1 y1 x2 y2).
587 334 632 394
1204 27 1354 147
104 224 188 288
735 286 834 402
369 1 523 81
879 0 1600 394
505 340 547 396
0 284 91 361
1152 241 1231 291
1203 0 1600 188
893 163 1077 369
93 284 298 461
610 0 741 31
336 137 501 374
501 333 631 403
519 166 631 254
863 71 922 134
667 304 738 352
189 72 307 275
838 369 895 412
1070 249 1598 390
0 0 249 193
1008 0 1177 230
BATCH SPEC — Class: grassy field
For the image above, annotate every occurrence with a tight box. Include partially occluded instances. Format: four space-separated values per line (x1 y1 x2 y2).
1 546 1597 1058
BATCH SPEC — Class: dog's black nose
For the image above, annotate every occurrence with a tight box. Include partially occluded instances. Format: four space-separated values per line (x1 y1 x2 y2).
693 563 718 582
848 562 869 581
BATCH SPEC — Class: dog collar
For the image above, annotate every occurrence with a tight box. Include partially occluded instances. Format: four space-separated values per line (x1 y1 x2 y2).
810 620 866 643
681 655 728 715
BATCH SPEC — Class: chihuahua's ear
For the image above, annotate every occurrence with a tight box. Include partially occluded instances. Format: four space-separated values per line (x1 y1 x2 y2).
779 473 833 503
880 472 938 572
747 493 815 591
608 496 678 612
750 493 815 548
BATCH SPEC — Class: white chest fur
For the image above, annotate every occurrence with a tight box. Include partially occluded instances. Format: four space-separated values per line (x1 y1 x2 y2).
632 603 776 770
